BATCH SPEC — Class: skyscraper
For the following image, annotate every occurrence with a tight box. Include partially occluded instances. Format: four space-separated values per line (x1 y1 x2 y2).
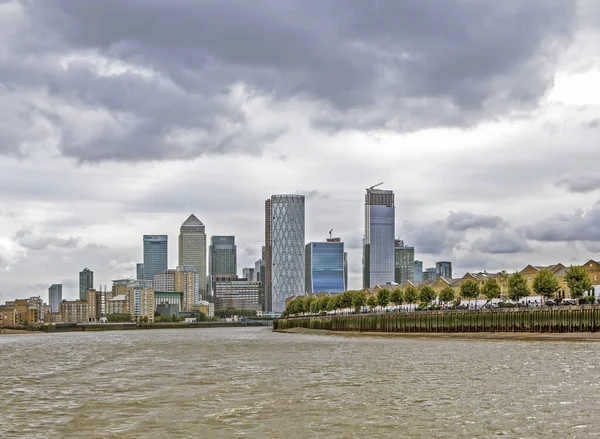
265 201 272 312
423 267 438 281
266 194 305 313
79 268 94 301
208 236 237 295
178 214 207 301
414 260 423 283
436 261 452 279
394 240 415 285
242 267 254 281
175 265 200 311
136 263 145 280
143 235 168 282
305 239 345 294
49 284 62 313
363 185 395 289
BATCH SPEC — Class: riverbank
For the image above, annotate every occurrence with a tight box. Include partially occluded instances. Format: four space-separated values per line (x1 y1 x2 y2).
276 326 600 341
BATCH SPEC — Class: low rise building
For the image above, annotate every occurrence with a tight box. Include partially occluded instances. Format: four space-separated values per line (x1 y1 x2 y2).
60 300 88 323
154 291 183 312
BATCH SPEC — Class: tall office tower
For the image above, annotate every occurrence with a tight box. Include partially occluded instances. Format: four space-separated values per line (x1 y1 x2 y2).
143 235 168 282
136 263 145 280
394 240 415 285
305 238 345 294
264 200 273 312
436 261 452 279
179 214 207 301
266 194 305 313
79 268 94 301
414 260 423 283
343 252 348 291
49 284 62 313
242 267 254 281
175 265 200 311
423 267 438 281
254 259 264 282
363 185 395 289
208 236 237 295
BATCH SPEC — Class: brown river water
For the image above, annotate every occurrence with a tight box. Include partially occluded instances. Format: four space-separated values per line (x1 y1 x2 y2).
1 327 600 438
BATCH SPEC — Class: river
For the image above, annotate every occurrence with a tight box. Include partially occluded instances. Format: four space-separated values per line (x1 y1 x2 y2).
1 327 600 438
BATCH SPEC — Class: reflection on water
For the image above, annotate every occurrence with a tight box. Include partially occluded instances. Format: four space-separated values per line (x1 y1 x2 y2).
2 328 600 438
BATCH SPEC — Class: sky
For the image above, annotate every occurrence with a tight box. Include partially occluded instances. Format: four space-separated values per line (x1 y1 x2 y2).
1 0 600 302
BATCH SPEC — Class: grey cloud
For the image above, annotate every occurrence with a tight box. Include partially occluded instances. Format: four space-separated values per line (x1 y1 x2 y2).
447 211 507 231
525 201 600 242
471 229 532 254
0 0 576 162
556 173 600 193
15 229 81 250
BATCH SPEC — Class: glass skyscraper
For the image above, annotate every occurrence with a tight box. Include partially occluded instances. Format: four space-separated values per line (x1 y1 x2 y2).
436 261 453 279
267 194 305 313
209 236 237 294
305 240 345 294
79 267 94 301
363 187 395 289
394 240 415 285
414 260 423 283
143 235 168 283
136 263 144 280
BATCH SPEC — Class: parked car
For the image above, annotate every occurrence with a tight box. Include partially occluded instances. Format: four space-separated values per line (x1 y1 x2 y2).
483 303 498 309
454 304 468 310
545 299 557 306
560 298 577 306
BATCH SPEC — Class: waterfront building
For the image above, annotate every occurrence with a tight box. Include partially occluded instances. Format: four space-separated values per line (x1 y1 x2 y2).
414 260 423 283
178 214 207 301
85 289 104 322
394 240 415 285
79 268 94 301
305 239 345 294
242 267 254 281
136 263 145 280
363 186 395 289
112 279 131 297
60 300 88 323
106 295 128 316
265 194 305 313
175 265 200 312
208 236 237 296
436 261 452 279
154 269 176 292
125 279 154 322
143 235 168 282
214 279 262 310
154 291 183 312
49 284 62 313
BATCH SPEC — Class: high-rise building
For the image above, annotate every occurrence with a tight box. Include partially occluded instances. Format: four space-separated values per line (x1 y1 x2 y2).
208 236 237 295
265 201 273 312
254 259 265 283
136 263 145 280
242 267 254 281
178 214 207 301
344 252 348 291
414 260 423 283
214 279 262 310
154 269 176 292
394 240 415 285
423 267 438 282
49 284 62 313
363 186 395 288
126 279 154 322
436 261 452 279
79 268 94 301
305 239 345 294
266 194 305 313
175 265 200 312
143 235 168 282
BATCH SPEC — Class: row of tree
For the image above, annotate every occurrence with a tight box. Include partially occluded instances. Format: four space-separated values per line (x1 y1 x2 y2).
283 265 594 316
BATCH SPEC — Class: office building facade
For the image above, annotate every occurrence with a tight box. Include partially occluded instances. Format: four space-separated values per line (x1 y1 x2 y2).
305 239 345 294
363 187 395 288
394 240 415 285
242 267 254 281
175 265 200 312
178 214 207 301
79 268 94 301
209 236 237 295
436 261 452 279
49 284 62 313
154 269 176 292
266 194 305 313
143 235 168 282
214 279 262 310
414 260 423 283
136 263 145 280
423 267 438 282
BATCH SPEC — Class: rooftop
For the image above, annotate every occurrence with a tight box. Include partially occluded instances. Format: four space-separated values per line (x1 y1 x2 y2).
181 213 204 227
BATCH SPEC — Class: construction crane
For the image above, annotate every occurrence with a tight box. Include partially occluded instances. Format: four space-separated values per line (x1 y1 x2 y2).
368 182 384 191
329 229 333 240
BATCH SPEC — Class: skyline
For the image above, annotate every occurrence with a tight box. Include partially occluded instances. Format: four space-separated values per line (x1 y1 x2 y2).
2 1 600 302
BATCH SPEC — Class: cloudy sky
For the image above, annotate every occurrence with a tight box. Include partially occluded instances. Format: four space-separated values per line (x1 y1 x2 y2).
1 0 600 302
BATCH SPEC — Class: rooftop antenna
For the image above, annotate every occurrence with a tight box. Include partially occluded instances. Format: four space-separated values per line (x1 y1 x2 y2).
368 182 384 191
329 229 333 240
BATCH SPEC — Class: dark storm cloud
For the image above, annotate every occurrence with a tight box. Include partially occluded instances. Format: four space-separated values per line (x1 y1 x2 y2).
0 0 576 162
556 174 600 193
15 229 80 250
524 201 600 242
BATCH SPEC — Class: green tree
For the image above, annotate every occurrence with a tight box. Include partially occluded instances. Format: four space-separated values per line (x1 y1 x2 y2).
508 272 529 303
565 265 593 300
390 288 404 307
318 297 329 312
404 286 419 310
460 280 480 305
439 286 455 305
352 291 367 313
419 286 436 305
309 298 320 314
481 278 501 302
532 268 560 301
377 289 390 308
366 295 377 309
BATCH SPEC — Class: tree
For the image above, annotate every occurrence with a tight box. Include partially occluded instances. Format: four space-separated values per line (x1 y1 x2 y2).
439 286 455 305
565 265 593 300
352 291 367 313
366 295 377 309
508 272 529 303
377 289 390 308
309 299 320 314
419 286 436 305
481 278 501 302
404 286 418 309
339 292 354 309
460 280 480 304
532 268 560 300
390 288 404 307
318 297 329 312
